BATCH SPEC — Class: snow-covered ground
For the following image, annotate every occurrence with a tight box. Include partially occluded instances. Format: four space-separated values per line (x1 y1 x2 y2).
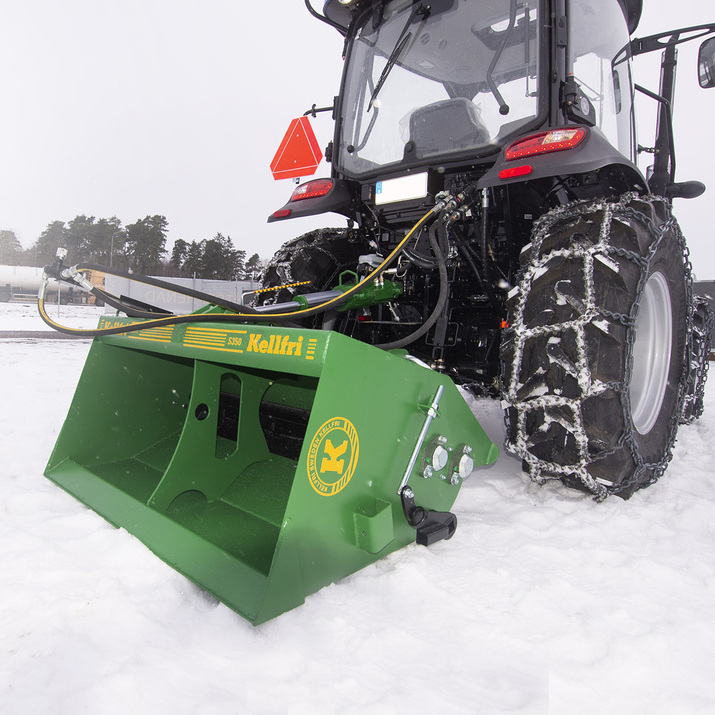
1 301 714 714
0 301 108 332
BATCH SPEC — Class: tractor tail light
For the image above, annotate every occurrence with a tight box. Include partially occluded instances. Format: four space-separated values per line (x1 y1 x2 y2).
505 128 587 161
499 165 533 180
290 179 334 202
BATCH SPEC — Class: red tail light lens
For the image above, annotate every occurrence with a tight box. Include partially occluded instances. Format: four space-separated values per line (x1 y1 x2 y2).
290 179 334 202
499 165 533 180
505 128 587 160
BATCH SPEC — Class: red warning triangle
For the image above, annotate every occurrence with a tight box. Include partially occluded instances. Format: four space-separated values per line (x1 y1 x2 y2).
270 116 323 180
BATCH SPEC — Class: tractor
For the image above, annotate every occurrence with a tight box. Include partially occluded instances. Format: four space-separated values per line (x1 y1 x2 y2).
261 0 715 500
41 0 715 623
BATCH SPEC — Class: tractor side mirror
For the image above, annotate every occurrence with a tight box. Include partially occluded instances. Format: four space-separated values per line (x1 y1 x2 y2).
698 37 715 89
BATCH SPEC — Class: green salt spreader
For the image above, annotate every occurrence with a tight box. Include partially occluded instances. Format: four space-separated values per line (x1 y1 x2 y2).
45 315 497 625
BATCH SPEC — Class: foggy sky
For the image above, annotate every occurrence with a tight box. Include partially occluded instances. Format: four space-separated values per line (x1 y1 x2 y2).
1 1 714 275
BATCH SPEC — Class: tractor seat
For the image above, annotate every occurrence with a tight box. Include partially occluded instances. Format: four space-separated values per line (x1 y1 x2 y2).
409 98 490 156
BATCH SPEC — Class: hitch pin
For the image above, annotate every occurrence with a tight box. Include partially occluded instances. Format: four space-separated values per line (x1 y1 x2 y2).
397 384 444 495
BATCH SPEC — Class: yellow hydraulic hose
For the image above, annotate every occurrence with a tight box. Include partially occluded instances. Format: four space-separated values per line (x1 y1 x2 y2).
37 204 443 338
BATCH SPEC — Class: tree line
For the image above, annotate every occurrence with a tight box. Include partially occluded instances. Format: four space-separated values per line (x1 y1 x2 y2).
0 216 265 281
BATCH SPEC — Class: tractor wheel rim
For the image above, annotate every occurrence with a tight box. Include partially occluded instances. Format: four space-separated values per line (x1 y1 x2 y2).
629 271 672 435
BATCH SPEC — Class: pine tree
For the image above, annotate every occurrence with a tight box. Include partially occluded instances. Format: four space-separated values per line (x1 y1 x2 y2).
244 253 265 281
0 230 24 265
182 240 204 277
124 216 168 274
201 233 245 280
170 239 189 276
31 221 68 266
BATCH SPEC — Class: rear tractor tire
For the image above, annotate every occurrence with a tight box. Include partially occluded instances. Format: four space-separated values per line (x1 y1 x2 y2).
501 193 698 500
256 228 367 306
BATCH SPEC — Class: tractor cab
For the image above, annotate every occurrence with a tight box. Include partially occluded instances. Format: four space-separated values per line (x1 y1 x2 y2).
272 0 649 225
334 0 541 175
325 0 637 181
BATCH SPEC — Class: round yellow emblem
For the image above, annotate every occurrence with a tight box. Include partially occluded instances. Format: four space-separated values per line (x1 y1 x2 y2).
306 417 359 496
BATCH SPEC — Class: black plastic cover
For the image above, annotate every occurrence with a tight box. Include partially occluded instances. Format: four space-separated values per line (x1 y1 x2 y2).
618 0 643 35
477 126 646 191
267 179 353 223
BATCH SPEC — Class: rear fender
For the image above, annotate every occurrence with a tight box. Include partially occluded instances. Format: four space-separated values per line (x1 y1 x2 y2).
267 178 353 223
477 126 647 193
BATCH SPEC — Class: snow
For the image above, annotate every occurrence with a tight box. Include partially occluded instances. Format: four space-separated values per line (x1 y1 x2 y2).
2 302 715 714
0 301 108 332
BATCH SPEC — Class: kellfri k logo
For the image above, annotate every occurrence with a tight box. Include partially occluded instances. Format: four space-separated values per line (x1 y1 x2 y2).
307 417 359 496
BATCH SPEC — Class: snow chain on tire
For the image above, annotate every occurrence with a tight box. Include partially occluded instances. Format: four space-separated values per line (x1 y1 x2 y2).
255 228 365 306
501 193 699 500
680 295 714 425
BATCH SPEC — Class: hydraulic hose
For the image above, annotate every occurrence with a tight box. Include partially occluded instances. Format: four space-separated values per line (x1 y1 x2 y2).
403 242 437 270
36 287 288 337
374 221 449 351
454 238 486 293
89 286 171 319
478 189 503 313
63 262 258 315
37 203 445 338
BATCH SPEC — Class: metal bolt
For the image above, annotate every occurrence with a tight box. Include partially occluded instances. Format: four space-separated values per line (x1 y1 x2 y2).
431 444 449 471
457 453 475 479
423 466 434 478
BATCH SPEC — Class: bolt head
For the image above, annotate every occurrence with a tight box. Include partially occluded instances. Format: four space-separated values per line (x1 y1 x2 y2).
431 445 449 471
458 453 475 479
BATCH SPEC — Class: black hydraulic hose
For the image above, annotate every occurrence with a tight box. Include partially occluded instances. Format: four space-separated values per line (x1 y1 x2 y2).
454 239 486 293
403 246 437 270
374 223 449 351
460 239 501 311
36 289 284 337
89 286 168 319
76 263 259 315
478 196 503 313
37 206 444 338
436 212 450 256
42 259 257 319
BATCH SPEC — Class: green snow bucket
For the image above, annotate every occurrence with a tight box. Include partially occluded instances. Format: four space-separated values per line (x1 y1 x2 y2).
45 316 497 624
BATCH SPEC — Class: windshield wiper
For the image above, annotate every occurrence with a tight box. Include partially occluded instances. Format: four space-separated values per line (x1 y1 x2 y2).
368 2 430 111
485 0 518 115
368 32 412 111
